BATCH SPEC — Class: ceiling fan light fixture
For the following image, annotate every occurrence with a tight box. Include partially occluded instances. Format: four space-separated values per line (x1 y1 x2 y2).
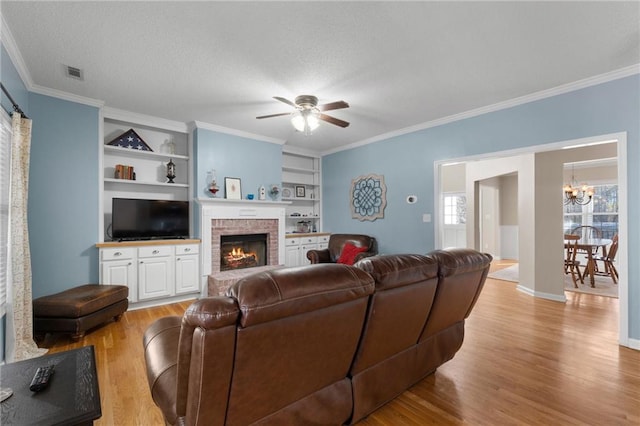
291 108 320 135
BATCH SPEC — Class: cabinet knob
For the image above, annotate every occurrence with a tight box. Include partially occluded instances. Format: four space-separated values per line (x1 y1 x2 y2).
176 257 181 261
184 248 191 252
114 252 122 257
152 250 159 255
128 262 132 266
140 261 144 264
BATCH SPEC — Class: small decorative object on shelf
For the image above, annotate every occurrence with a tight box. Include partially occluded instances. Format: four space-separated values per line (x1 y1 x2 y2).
107 128 153 151
207 169 219 197
166 159 176 183
269 184 280 201
225 177 242 200
114 164 135 180
259 185 266 200
162 136 176 154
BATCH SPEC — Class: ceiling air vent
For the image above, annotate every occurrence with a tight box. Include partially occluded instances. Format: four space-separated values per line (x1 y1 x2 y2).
65 65 84 81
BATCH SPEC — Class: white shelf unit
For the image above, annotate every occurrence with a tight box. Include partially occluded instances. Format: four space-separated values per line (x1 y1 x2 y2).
282 149 322 234
102 114 191 242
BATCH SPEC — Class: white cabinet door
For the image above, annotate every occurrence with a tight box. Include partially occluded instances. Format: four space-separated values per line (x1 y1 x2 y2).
101 260 137 302
285 245 300 267
138 256 174 300
176 254 199 294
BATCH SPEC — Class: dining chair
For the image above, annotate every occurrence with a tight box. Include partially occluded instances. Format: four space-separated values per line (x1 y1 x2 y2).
570 225 602 240
589 234 619 284
564 237 583 287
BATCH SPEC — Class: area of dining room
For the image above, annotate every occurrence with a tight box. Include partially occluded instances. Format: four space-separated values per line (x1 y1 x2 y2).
562 158 619 297
482 151 620 299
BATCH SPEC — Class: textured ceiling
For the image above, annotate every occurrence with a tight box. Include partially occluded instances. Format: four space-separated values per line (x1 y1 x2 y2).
2 1 639 153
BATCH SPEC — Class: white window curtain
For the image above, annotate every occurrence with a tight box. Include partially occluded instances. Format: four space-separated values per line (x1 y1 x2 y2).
5 112 48 362
0 114 10 316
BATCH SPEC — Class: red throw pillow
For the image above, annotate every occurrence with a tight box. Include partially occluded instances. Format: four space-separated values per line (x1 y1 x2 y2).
337 243 368 265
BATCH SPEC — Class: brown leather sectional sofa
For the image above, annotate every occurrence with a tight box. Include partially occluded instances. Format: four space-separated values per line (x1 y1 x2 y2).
143 248 492 425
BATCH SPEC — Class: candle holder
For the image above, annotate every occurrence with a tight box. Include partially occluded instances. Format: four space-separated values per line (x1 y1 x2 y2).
166 159 176 183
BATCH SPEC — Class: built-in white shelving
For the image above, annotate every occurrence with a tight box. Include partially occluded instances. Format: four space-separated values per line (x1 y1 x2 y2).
101 112 191 242
282 149 322 233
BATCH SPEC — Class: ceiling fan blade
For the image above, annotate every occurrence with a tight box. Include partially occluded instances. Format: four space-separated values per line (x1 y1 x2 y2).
318 100 349 112
273 96 297 108
319 113 350 128
256 112 291 119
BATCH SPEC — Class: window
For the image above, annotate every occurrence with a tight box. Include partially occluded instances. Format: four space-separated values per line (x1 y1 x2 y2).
443 194 466 225
0 114 11 315
564 184 618 239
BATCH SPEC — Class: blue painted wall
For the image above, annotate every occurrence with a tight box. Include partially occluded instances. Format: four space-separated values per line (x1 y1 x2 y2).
193 127 282 200
323 74 640 339
28 93 100 298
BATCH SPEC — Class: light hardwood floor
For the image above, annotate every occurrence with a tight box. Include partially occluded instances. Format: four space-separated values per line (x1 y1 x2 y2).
41 260 640 425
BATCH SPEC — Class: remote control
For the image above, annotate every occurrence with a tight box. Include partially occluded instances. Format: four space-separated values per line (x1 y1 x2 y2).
29 365 55 392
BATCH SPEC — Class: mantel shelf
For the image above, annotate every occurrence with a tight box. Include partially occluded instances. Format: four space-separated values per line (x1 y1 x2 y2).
195 198 292 206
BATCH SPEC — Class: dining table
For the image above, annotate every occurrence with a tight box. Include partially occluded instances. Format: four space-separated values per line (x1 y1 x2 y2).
564 237 612 287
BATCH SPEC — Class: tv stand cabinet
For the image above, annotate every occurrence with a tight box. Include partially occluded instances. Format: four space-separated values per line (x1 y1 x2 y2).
96 239 200 309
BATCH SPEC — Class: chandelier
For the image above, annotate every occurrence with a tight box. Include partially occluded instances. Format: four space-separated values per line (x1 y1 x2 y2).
563 165 593 205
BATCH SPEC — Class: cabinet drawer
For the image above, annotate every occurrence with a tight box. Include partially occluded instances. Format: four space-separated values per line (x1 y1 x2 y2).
101 247 135 261
318 235 330 244
138 246 173 258
301 236 318 244
285 237 300 246
176 244 199 255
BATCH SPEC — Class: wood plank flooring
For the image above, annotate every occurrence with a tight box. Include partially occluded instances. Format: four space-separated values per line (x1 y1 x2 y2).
41 260 640 425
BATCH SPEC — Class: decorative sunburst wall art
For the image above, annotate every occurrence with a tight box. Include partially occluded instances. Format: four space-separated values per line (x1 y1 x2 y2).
351 174 387 221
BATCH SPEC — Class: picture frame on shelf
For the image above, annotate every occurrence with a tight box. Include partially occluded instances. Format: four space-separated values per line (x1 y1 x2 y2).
295 185 306 198
225 177 242 200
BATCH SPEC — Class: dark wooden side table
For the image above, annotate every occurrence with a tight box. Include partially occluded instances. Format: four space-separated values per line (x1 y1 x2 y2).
0 345 101 425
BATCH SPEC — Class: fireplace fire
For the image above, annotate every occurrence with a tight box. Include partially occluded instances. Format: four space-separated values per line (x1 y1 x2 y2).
220 233 267 272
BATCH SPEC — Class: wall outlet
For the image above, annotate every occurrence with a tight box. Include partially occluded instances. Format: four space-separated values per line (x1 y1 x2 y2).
422 213 431 223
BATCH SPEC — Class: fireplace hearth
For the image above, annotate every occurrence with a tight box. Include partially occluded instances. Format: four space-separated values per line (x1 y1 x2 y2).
220 233 267 272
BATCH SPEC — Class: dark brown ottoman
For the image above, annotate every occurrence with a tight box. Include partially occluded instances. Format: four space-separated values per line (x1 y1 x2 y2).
33 284 128 340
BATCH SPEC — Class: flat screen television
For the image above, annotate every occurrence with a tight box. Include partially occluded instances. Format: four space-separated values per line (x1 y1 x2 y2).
111 198 190 241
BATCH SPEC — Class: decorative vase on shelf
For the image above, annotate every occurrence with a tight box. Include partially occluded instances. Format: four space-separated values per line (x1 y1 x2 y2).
207 170 219 197
269 184 280 201
166 159 176 183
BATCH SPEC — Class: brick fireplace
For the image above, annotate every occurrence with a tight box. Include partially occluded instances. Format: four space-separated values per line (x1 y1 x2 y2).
197 199 287 296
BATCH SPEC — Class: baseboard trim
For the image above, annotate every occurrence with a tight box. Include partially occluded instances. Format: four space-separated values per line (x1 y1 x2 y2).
516 284 567 303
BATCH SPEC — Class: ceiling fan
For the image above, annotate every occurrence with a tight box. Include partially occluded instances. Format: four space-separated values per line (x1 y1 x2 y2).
256 95 350 134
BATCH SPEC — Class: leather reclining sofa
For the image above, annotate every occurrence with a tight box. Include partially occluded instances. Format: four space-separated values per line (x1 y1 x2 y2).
143 248 492 425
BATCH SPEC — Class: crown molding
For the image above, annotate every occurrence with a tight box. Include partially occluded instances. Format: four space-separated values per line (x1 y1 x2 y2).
30 84 104 108
1 13 34 89
191 120 285 145
104 107 188 133
322 64 640 156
